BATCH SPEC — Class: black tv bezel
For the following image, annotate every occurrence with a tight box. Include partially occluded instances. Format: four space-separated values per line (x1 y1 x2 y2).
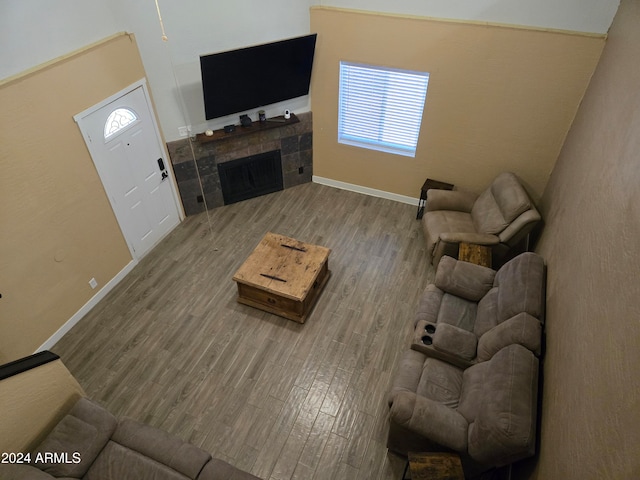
200 34 317 120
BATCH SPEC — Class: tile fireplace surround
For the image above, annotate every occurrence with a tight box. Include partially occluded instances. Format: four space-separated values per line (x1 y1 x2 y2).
167 112 313 216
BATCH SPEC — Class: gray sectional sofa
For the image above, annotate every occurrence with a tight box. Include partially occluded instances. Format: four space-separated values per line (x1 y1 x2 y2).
0 353 260 480
388 252 546 476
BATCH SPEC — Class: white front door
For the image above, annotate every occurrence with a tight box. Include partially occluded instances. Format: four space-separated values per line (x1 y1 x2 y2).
75 81 182 259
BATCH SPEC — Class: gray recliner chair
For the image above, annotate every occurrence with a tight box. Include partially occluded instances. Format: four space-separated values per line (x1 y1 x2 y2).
387 344 539 477
422 172 541 267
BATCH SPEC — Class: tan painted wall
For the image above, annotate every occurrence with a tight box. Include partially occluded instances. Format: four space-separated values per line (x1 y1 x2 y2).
0 34 145 363
520 0 640 478
310 7 605 203
0 358 85 453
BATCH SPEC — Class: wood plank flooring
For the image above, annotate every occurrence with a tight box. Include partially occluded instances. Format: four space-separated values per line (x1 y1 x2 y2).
53 182 435 480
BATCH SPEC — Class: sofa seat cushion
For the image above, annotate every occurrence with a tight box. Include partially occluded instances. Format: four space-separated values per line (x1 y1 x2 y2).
423 210 475 255
416 358 463 408
436 293 477 332
32 397 117 478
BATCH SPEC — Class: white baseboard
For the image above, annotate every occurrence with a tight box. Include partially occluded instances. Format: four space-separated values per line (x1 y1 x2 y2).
312 176 419 206
36 260 138 353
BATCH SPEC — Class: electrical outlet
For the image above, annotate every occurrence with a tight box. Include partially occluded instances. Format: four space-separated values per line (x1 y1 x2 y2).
298 166 304 174
178 126 189 137
89 278 98 289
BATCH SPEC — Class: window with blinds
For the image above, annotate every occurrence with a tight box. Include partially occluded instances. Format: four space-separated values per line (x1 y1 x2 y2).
338 62 429 158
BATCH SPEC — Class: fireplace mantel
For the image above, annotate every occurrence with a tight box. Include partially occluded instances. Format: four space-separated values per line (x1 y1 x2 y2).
195 114 300 144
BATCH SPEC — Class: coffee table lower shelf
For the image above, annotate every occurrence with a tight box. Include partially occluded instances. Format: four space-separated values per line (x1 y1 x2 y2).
235 262 331 324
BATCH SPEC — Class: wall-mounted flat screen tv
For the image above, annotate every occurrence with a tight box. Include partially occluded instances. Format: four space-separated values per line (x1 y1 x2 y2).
200 34 317 120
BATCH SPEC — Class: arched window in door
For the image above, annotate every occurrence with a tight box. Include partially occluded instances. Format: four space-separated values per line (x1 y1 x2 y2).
104 108 138 139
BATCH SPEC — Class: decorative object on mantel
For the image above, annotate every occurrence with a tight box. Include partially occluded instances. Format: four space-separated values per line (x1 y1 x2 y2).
240 114 252 127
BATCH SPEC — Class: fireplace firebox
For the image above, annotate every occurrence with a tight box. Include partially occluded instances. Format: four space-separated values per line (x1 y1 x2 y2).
217 150 283 205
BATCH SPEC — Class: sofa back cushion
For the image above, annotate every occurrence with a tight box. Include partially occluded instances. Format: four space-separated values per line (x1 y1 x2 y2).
84 441 193 480
417 358 463 408
491 172 531 223
494 252 545 323
471 173 532 235
473 287 499 337
32 397 117 478
467 345 539 467
476 312 542 362
471 189 509 235
111 418 211 479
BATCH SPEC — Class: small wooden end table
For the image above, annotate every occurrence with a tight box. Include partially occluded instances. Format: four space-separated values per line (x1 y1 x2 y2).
403 452 465 480
232 232 331 323
458 242 492 268
417 178 454 220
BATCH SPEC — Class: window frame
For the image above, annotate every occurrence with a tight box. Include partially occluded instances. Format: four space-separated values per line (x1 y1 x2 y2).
337 61 430 158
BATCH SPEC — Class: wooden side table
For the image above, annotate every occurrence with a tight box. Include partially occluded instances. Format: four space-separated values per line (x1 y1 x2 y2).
417 178 454 220
458 242 492 268
403 452 465 480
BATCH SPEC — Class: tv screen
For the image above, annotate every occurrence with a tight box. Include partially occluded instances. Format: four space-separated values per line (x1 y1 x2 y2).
200 34 317 120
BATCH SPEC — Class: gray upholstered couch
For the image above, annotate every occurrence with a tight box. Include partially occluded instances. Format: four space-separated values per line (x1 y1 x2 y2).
422 172 541 267
410 252 545 368
387 252 546 475
0 353 260 480
1 396 260 480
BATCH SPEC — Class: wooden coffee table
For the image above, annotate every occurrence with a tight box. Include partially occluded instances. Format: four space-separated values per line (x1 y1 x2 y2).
232 232 331 323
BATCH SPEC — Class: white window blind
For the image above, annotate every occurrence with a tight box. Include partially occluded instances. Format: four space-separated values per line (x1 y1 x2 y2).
338 62 429 157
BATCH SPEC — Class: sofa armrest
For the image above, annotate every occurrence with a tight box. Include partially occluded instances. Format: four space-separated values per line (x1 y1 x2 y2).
497 208 541 245
439 232 500 246
435 256 496 301
477 312 542 362
113 418 211 480
433 323 478 361
426 189 477 213
389 391 468 453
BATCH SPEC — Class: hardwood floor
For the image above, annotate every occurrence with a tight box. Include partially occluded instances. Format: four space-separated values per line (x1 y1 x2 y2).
53 182 435 480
